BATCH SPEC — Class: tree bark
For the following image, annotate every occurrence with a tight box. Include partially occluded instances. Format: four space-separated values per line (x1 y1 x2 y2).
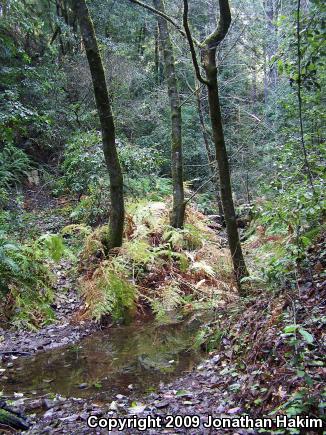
72 0 124 249
203 49 248 289
194 81 224 220
183 0 248 291
153 0 185 228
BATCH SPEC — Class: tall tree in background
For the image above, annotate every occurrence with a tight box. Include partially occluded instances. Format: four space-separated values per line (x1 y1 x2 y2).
183 0 248 290
128 0 248 290
296 0 314 191
73 0 125 249
153 0 185 228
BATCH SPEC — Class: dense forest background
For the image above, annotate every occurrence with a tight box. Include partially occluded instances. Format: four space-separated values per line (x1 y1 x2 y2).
0 0 325 432
1 0 324 209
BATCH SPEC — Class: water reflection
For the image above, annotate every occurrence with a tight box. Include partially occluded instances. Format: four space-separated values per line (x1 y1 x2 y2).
2 317 208 401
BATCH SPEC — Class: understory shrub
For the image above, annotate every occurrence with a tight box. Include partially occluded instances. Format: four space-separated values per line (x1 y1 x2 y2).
54 131 169 225
0 144 32 207
0 232 67 329
246 177 325 287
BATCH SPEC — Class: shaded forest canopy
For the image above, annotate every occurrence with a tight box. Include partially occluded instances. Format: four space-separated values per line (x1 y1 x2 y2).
0 0 325 433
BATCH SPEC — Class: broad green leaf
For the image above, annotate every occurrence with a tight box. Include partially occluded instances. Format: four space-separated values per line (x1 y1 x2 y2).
299 328 314 343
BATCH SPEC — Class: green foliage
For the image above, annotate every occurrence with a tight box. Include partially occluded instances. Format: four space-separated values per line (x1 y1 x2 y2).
82 265 137 322
150 282 183 323
250 177 325 286
118 141 166 193
163 224 205 252
80 201 233 324
269 315 324 427
37 233 68 262
69 180 110 226
193 324 224 353
0 0 77 157
0 0 324 428
124 239 154 265
195 192 218 215
276 0 326 93
0 231 55 329
0 144 32 206
57 131 106 197
57 130 168 224
248 0 326 289
81 225 110 259
57 131 166 199
0 91 37 145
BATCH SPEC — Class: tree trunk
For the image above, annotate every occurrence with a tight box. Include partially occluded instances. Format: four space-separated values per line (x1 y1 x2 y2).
153 0 185 229
182 0 248 290
264 0 279 96
194 81 224 220
73 0 124 249
154 23 164 85
203 48 248 290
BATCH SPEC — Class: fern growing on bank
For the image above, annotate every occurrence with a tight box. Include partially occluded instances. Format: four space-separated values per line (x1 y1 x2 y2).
79 201 235 324
0 144 32 207
0 144 31 189
81 263 137 322
150 282 183 323
0 232 67 329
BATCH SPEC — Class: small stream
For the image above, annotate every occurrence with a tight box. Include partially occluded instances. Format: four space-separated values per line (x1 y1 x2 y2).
2 315 211 403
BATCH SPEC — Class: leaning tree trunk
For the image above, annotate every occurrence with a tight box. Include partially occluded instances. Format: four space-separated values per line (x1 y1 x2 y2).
153 0 185 229
194 80 224 220
183 0 248 291
204 49 248 288
73 0 124 249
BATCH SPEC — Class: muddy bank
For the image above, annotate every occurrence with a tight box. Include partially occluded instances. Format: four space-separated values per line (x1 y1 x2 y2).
0 321 96 356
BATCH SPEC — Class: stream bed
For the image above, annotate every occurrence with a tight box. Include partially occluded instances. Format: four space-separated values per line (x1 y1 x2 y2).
1 315 210 404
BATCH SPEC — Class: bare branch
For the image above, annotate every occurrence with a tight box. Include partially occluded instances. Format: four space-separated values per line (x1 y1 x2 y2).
127 0 202 46
202 0 231 49
184 175 215 205
182 0 209 85
127 0 186 39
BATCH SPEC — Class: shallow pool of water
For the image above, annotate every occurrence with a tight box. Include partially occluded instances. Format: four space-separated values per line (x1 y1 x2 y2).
2 315 210 402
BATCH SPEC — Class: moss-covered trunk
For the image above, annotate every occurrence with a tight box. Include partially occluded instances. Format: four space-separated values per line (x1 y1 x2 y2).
183 0 248 290
194 81 224 221
203 48 248 290
153 0 185 228
73 0 124 249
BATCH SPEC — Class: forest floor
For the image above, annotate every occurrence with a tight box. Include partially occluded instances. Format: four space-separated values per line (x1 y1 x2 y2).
0 259 96 356
0 190 324 434
4 247 324 435
0 189 98 356
2 252 324 435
